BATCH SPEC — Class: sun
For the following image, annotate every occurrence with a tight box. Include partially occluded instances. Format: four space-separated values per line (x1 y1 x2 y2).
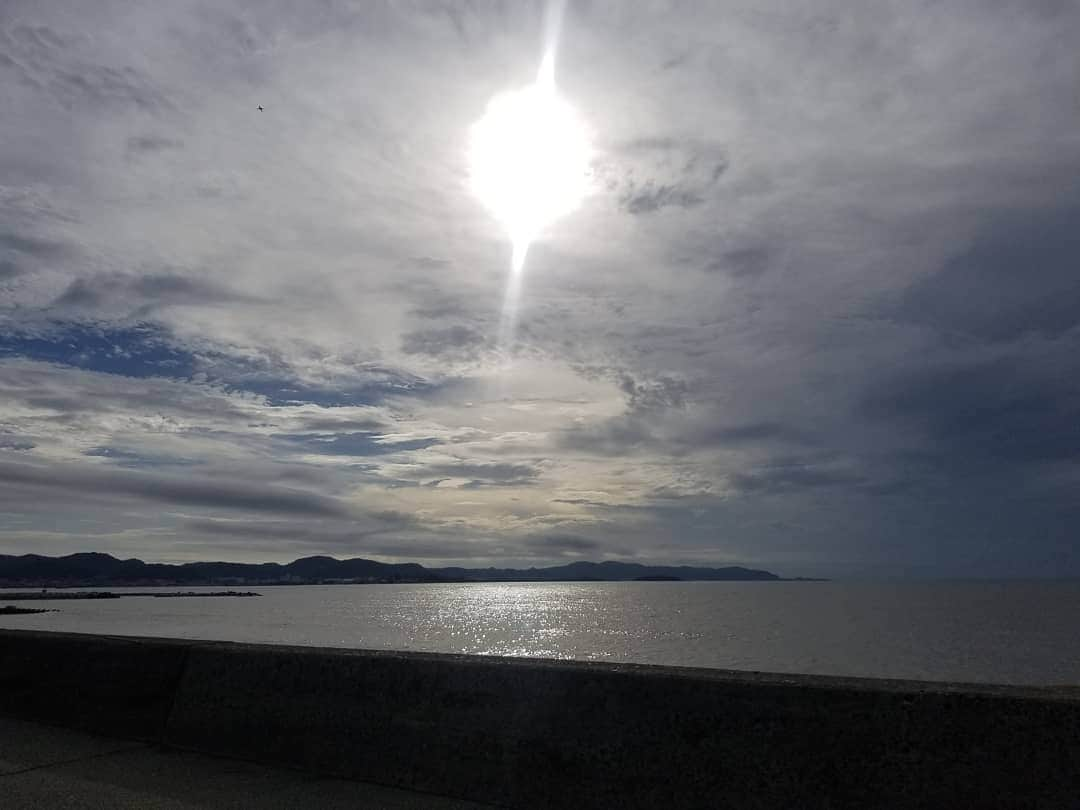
469 55 591 271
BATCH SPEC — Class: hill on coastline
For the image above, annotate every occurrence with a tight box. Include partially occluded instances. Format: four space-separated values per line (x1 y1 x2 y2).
0 552 785 587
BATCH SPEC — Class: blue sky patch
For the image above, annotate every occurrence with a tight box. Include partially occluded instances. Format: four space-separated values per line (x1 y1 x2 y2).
0 322 196 378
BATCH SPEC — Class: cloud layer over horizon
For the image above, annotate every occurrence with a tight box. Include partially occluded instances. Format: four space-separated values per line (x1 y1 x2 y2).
2 0 1079 577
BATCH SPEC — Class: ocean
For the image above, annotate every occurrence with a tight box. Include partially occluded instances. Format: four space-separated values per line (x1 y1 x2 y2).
2 580 1078 686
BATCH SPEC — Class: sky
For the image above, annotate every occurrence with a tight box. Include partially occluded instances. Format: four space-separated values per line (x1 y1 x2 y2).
1 0 1079 577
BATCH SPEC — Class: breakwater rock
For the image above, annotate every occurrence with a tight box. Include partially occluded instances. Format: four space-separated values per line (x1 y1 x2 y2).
1 591 258 600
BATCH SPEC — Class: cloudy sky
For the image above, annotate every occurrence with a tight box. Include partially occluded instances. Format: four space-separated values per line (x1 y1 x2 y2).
1 1 1078 577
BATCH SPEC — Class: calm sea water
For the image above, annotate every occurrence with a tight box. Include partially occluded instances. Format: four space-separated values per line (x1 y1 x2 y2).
2 581 1078 686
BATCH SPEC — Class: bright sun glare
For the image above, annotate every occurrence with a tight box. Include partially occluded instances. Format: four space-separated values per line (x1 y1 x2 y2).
469 54 591 272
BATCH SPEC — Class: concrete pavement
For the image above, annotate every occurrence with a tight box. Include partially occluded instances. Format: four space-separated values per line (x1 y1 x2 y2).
0 717 490 809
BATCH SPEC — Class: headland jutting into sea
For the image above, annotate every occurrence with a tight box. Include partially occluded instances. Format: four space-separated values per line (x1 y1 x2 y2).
0 551 821 588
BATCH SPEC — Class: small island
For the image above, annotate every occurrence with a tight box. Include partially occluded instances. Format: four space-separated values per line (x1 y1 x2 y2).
0 605 54 615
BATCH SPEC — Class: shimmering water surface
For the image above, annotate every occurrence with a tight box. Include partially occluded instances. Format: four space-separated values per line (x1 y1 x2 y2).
3 581 1078 685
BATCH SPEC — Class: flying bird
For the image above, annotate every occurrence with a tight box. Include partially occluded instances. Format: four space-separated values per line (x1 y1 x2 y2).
257 105 264 111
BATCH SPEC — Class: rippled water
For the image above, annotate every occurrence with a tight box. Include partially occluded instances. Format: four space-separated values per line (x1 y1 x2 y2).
3 581 1079 685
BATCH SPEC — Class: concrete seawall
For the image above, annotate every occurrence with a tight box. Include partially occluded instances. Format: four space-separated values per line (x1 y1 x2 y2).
1 629 1077 808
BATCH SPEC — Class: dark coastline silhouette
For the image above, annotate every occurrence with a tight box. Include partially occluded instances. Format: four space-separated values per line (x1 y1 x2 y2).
0 551 792 587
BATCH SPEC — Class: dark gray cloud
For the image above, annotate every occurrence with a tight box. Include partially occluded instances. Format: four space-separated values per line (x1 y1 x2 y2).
83 445 195 468
602 137 729 215
705 422 810 446
0 435 34 451
0 228 69 280
401 325 488 360
126 134 184 155
617 373 687 412
728 465 864 495
183 512 414 542
52 273 260 313
292 416 388 433
0 459 351 517
275 431 440 457
705 247 771 278
556 416 653 457
1 231 67 259
183 516 503 560
888 202 1080 342
523 533 600 553
861 349 1080 466
619 182 705 215
573 366 688 413
422 461 540 488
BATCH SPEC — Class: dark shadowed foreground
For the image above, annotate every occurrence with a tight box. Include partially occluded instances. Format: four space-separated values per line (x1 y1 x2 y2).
1 630 1077 809
0 716 480 809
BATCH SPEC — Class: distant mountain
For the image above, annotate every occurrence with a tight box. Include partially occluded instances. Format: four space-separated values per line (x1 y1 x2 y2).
433 560 780 582
0 553 444 586
0 552 784 587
